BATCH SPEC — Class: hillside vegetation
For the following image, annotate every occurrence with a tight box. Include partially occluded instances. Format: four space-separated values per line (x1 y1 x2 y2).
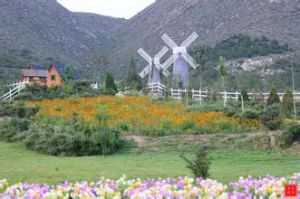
27 96 259 136
0 0 299 83
188 34 298 90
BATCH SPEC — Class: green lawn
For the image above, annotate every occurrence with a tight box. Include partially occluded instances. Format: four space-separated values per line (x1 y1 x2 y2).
0 141 299 184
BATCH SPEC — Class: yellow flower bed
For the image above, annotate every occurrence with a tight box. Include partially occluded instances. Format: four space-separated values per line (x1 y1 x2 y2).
28 96 259 132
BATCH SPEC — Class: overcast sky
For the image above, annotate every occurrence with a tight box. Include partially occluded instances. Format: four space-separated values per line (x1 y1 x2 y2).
57 0 155 19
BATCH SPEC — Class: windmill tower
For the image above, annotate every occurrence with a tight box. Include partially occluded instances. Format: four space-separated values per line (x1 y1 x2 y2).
138 46 169 84
161 32 199 88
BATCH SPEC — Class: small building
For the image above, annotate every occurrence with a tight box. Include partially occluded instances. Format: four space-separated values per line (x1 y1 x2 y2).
20 64 79 87
47 64 63 87
21 64 48 85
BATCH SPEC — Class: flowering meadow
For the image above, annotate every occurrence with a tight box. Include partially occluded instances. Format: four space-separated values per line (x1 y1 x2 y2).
0 174 299 198
28 96 259 135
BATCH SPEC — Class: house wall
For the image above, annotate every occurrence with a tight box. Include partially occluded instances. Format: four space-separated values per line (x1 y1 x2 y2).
47 65 62 87
20 76 47 85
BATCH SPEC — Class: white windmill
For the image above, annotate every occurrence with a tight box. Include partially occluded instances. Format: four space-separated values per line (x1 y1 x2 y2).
161 32 199 88
138 46 169 84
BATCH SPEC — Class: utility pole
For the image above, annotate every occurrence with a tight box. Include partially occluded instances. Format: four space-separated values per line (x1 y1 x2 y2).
291 55 297 120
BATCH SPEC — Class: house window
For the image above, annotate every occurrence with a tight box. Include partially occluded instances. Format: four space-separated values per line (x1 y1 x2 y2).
40 77 46 80
29 77 33 80
51 75 56 80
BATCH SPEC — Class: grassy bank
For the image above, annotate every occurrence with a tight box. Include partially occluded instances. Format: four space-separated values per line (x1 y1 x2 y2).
0 141 299 184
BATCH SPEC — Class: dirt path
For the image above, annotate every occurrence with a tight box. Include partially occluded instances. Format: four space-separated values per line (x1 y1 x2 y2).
121 131 282 151
122 135 147 148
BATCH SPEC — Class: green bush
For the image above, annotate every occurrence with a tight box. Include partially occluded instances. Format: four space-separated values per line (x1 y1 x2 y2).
17 82 102 100
24 122 121 156
281 89 294 118
211 119 242 133
181 146 211 179
0 102 38 142
267 88 280 106
104 72 118 95
260 104 281 130
242 109 261 120
239 89 249 102
0 102 39 118
0 101 15 117
279 124 300 148
180 120 195 131
0 118 31 142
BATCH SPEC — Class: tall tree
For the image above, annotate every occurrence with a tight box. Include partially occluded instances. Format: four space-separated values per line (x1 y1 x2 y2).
193 44 207 90
281 89 294 118
127 57 143 90
105 72 118 95
62 66 74 82
267 88 280 106
218 56 227 107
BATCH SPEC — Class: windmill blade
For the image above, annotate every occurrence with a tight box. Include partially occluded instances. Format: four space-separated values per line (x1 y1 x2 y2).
138 48 152 63
161 54 178 70
162 70 170 77
139 65 151 78
154 46 169 60
181 32 199 48
161 33 178 49
181 53 198 69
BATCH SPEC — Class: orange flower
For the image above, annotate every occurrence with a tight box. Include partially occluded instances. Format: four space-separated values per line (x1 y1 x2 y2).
27 96 259 130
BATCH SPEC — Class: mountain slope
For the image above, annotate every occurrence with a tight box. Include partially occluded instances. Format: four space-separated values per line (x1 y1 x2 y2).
0 0 125 66
104 0 299 76
0 0 299 84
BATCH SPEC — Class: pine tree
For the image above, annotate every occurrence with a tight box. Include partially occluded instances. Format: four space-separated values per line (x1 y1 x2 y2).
105 72 118 95
239 88 249 101
62 66 74 82
281 89 294 118
127 57 143 91
127 57 138 84
218 56 227 107
193 44 207 89
267 88 280 106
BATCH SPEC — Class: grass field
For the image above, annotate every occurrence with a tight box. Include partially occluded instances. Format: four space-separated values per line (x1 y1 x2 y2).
1 141 299 184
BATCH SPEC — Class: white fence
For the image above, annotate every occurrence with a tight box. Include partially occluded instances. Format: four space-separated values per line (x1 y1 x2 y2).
147 83 166 97
1 80 29 101
145 83 300 102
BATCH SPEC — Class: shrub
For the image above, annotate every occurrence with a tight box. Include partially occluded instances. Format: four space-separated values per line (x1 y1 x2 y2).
281 89 294 118
116 121 130 132
181 146 211 179
211 119 241 133
239 88 249 101
279 124 300 148
260 104 281 130
180 120 195 131
15 102 39 118
0 102 38 142
104 72 118 95
0 118 31 142
24 122 121 156
17 82 101 100
267 88 280 106
242 109 261 120
0 101 15 117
